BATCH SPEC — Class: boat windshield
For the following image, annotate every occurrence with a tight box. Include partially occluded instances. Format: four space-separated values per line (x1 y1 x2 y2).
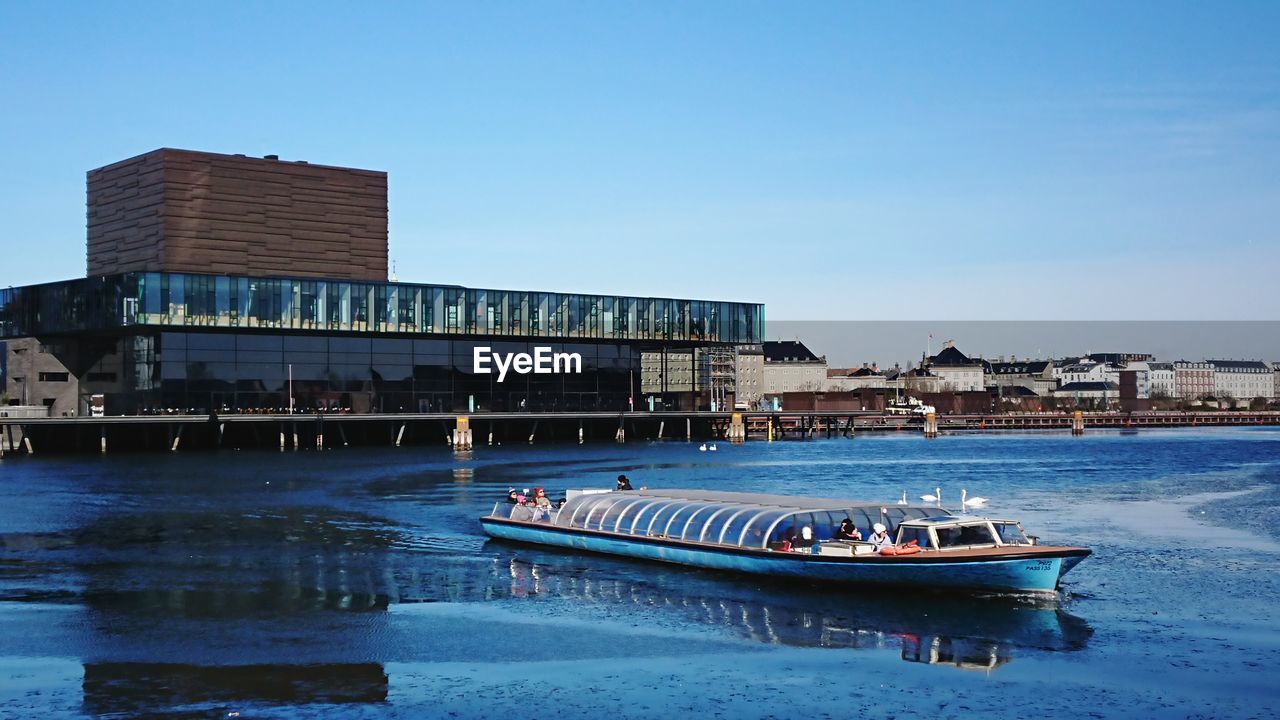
992 521 1031 545
934 523 998 549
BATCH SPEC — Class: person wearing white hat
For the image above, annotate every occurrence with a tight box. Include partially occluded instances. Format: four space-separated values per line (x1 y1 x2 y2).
869 522 894 551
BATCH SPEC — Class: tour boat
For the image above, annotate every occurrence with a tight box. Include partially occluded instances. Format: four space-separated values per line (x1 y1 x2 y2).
480 488 1090 594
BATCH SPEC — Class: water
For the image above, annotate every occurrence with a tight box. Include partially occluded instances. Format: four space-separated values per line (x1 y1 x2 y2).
2 429 1278 718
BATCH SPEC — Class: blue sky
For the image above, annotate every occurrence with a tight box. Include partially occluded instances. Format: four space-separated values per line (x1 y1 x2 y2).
1 2 1277 319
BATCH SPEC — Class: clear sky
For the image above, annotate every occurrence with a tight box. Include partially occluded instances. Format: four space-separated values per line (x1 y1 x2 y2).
1 2 1277 319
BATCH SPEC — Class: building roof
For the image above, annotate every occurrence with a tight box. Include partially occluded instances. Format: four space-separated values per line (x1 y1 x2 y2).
764 340 822 363
1208 360 1271 372
985 360 1051 375
828 367 882 378
929 345 975 366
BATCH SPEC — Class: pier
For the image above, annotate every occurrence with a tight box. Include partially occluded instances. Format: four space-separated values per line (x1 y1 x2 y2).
1 410 1278 455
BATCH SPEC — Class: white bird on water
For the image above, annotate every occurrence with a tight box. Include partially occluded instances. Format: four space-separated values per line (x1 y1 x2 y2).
961 489 989 510
698 443 708 452
708 443 718 452
920 487 941 506
898 490 908 505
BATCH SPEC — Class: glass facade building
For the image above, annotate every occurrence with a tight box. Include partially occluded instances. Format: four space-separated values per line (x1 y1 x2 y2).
1 272 764 415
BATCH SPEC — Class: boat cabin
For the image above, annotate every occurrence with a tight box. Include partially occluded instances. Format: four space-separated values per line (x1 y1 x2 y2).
494 489 940 551
894 516 1036 551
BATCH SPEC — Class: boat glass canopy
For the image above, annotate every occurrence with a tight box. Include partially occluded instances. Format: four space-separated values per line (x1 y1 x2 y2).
548 489 939 550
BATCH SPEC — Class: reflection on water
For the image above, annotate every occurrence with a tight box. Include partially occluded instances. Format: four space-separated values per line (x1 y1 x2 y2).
81 663 387 716
491 548 1091 671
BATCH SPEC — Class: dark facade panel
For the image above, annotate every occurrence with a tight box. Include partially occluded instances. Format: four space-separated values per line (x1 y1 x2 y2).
87 149 388 282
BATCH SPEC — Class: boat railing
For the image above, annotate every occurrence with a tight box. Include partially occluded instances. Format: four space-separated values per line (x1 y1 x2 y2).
490 501 558 524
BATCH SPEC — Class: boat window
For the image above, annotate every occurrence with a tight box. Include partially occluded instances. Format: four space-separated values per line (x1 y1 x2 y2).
593 497 645 530
697 505 744 542
716 507 765 545
566 494 617 529
813 511 843 541
935 523 997 548
584 495 630 529
780 513 817 543
630 500 679 534
553 495 598 527
844 508 874 537
663 502 714 538
993 522 1030 545
646 502 686 536
730 508 788 547
606 497 650 530
897 525 932 549
680 503 727 542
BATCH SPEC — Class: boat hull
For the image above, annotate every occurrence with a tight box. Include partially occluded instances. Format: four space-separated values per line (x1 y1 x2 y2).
481 518 1088 594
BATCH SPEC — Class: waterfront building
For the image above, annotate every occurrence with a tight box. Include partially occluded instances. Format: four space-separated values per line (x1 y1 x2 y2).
0 150 763 416
924 343 984 392
1173 360 1214 400
762 340 827 397
1148 362 1176 398
1208 360 1273 402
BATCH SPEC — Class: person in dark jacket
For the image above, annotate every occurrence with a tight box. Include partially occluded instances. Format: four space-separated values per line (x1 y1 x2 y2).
835 518 862 541
616 474 634 491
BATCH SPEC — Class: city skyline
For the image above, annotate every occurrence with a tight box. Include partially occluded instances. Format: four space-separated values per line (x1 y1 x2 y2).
2 2 1278 319
770 321 1280 369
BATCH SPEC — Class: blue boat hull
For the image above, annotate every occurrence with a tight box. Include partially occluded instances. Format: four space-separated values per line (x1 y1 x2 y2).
481 518 1086 594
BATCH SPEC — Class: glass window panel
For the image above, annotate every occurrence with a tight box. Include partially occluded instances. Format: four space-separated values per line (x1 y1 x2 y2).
598 496 647 531
739 509 793 547
567 494 616 528
625 499 671 534
680 503 728 542
696 505 743 542
610 497 653 533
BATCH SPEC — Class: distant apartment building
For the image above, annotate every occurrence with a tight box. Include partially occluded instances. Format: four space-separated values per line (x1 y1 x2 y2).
1209 360 1273 401
1120 361 1153 399
1274 363 1280 401
985 358 1055 397
1147 362 1176 398
734 345 764 405
925 344 984 391
762 340 828 396
1057 361 1120 387
1173 361 1213 399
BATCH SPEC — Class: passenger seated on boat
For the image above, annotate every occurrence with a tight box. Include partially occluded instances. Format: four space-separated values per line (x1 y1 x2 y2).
792 526 816 550
530 487 553 521
835 518 862 542
868 523 894 551
505 489 520 505
616 474 634 491
532 487 552 509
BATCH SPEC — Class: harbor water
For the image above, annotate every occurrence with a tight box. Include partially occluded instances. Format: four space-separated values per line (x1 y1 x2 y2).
1 428 1278 718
